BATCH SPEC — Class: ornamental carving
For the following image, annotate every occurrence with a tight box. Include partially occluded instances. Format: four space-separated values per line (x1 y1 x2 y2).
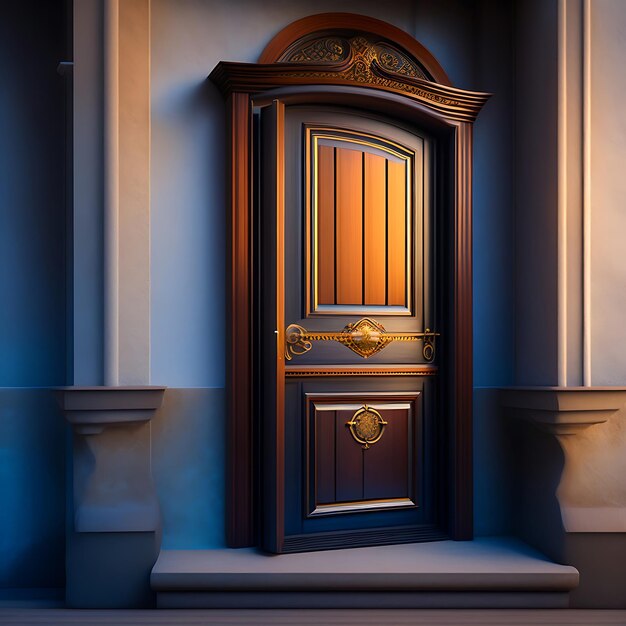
274 34 466 109
280 34 430 81
277 65 462 108
210 33 490 123
285 36 349 63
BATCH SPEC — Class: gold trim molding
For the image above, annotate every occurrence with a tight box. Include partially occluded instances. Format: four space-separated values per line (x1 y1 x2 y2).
309 497 415 517
285 365 437 377
307 126 414 316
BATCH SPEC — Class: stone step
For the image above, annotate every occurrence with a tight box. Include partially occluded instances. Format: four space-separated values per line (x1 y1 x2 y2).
151 537 579 609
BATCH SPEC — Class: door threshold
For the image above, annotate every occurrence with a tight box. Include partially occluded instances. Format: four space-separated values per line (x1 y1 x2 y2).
151 536 578 609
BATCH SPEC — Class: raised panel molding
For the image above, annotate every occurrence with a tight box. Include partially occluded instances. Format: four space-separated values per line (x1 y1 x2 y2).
306 392 420 517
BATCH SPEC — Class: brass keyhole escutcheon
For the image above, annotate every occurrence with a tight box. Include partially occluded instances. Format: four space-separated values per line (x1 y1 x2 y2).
346 405 388 449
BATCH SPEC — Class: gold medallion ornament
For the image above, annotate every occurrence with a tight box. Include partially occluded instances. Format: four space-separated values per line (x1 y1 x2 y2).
346 405 388 449
342 318 390 358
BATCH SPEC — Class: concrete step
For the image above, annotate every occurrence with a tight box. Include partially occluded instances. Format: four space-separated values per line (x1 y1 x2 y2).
151 537 579 609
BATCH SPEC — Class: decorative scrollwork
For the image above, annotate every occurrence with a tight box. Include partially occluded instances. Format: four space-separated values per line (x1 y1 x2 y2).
284 324 312 358
280 34 431 83
285 36 349 63
423 335 435 362
284 318 439 361
346 405 388 449
376 43 428 80
275 34 462 109
277 66 462 109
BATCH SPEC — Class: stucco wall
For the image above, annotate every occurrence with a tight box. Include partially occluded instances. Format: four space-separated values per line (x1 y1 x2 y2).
589 0 626 386
514 0 560 386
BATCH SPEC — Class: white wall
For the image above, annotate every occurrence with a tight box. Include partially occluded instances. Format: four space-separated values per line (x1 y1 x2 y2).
589 0 626 386
512 0 626 389
74 0 104 385
514 0 560 385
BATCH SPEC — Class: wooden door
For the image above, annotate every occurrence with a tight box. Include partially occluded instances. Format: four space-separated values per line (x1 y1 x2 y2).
260 103 443 553
211 15 488 551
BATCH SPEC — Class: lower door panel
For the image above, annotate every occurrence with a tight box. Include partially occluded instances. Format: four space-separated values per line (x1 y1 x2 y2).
277 375 444 553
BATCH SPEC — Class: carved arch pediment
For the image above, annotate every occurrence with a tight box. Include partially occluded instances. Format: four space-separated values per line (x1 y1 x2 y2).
210 14 490 123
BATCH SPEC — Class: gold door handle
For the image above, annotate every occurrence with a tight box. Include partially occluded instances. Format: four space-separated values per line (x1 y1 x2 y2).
284 317 439 361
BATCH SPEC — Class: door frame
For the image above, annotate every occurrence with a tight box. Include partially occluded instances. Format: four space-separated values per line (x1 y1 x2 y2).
209 13 489 548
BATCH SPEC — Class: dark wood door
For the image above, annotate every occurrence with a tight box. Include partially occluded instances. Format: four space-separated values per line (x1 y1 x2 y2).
260 103 444 553
212 16 487 549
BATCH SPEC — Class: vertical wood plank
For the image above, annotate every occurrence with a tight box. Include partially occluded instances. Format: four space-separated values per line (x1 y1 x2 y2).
335 410 364 502
226 93 253 547
363 409 409 500
336 148 363 305
315 409 336 505
452 122 474 539
274 100 286 552
386 159 407 306
364 153 387 305
260 99 286 554
317 145 335 305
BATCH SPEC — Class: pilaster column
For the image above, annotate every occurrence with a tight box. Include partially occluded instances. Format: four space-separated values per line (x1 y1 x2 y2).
67 0 158 608
506 0 626 607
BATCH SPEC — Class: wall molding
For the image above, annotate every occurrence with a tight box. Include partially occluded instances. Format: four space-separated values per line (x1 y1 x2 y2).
103 0 120 386
502 386 626 536
582 0 592 387
502 386 626 436
102 0 152 386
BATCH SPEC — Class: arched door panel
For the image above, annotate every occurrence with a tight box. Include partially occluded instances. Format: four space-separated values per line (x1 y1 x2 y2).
259 104 440 551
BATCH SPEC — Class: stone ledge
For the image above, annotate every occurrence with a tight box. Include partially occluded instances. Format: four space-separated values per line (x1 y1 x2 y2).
56 386 166 434
151 537 578 608
501 386 626 435
156 590 572 609
561 507 626 533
